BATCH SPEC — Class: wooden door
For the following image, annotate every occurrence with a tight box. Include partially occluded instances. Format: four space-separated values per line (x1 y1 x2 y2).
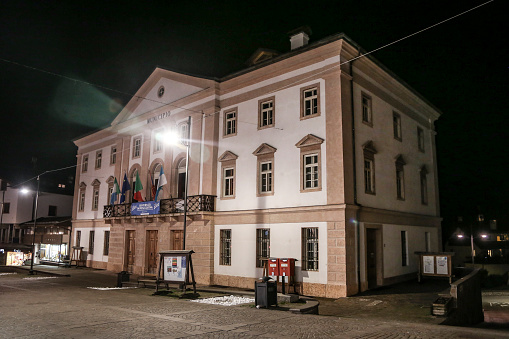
125 230 135 273
172 230 183 250
367 229 378 289
146 230 158 275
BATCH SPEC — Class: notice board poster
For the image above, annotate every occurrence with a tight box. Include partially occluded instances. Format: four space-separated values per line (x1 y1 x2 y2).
163 255 187 282
436 256 448 275
423 255 434 274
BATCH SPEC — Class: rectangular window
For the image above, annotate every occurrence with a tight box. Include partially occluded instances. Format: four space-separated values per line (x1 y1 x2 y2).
154 135 162 153
107 186 113 206
301 85 319 118
76 231 81 247
396 168 405 200
89 231 95 255
92 188 99 211
179 122 188 145
417 127 425 152
223 168 235 198
401 231 408 266
393 112 402 141
304 154 319 189
2 202 10 214
79 191 86 212
95 150 102 169
302 228 319 271
420 171 428 205
425 232 431 252
133 137 141 158
361 94 372 126
110 146 117 165
224 109 237 136
103 231 110 255
259 161 273 194
82 155 89 173
220 229 231 266
256 229 270 268
48 205 57 216
258 98 275 129
364 159 375 194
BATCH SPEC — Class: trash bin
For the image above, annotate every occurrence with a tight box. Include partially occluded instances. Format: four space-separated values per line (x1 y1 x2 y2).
255 277 277 308
117 271 130 287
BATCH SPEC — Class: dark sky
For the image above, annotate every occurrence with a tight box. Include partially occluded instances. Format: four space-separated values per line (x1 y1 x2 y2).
0 1 507 230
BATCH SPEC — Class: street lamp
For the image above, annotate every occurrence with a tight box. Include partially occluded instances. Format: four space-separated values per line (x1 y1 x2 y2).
160 116 191 250
456 226 488 266
21 176 40 274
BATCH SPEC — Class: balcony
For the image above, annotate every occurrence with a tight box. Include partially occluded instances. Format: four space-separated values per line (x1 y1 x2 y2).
103 194 215 218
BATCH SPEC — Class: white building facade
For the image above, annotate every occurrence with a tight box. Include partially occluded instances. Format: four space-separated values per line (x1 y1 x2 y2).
72 31 441 297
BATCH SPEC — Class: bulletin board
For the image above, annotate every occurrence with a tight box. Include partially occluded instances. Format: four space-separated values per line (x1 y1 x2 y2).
156 250 196 293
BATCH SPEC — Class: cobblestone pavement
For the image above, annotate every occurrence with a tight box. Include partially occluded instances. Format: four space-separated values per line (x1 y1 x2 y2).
1 267 508 338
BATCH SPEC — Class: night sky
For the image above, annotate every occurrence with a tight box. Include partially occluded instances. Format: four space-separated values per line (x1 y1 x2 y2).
0 1 507 233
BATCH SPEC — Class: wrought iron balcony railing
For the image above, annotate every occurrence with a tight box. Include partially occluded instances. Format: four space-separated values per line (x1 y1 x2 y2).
103 194 215 218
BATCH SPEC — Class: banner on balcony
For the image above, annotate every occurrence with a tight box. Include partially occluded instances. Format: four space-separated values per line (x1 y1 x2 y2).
131 201 160 216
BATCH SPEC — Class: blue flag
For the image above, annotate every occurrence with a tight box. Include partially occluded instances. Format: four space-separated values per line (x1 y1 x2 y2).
110 177 120 205
119 173 131 204
154 167 167 201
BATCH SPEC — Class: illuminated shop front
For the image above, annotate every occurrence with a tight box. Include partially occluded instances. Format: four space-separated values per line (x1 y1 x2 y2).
0 245 33 266
39 243 68 262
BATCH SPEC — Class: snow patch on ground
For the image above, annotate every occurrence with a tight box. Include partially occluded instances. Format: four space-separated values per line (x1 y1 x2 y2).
191 295 255 306
87 287 138 290
0 272 18 276
23 276 58 280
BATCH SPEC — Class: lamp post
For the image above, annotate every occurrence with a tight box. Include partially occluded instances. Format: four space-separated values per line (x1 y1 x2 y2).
29 175 40 275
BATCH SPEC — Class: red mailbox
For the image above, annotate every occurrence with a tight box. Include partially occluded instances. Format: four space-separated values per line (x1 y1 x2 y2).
268 258 279 276
278 258 295 277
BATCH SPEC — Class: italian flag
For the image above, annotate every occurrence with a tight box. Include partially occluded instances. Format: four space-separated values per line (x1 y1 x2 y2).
133 171 144 202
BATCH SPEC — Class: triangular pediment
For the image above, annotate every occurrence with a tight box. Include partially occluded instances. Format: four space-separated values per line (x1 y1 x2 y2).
362 140 377 154
111 68 215 126
295 134 324 148
91 179 101 187
246 48 280 66
395 154 406 166
218 151 238 162
252 143 277 156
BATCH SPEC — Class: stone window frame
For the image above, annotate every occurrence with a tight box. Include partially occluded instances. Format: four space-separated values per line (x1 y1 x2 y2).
218 151 238 200
220 229 232 266
95 150 103 169
302 227 319 271
395 154 406 201
82 154 89 173
132 135 142 159
363 141 377 195
300 83 321 120
256 228 270 268
253 143 277 197
106 176 115 205
110 145 117 165
296 134 324 193
153 128 163 154
223 108 238 137
103 230 110 256
91 179 101 211
417 127 425 153
393 111 402 142
258 96 275 130
76 230 81 247
89 230 95 255
361 92 373 127
401 230 408 266
78 182 87 212
420 165 428 205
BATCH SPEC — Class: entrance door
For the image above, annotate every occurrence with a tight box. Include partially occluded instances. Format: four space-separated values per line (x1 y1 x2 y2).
146 230 158 275
366 228 378 289
172 230 183 250
125 230 136 273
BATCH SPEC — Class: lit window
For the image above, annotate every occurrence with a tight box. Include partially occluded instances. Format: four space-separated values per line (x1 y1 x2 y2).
302 228 318 271
220 229 231 266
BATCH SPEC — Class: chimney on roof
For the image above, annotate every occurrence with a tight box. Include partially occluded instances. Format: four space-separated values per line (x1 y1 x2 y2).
288 26 312 50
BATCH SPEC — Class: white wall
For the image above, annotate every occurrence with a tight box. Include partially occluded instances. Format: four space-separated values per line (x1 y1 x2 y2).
214 222 328 284
216 79 327 211
74 226 110 263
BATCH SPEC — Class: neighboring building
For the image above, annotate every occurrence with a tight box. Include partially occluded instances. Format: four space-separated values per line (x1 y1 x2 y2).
0 178 73 266
72 29 441 297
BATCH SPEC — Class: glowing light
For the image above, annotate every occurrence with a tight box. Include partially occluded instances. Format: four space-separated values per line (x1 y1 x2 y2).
157 130 181 146
20 188 30 194
457 234 464 238
481 234 488 239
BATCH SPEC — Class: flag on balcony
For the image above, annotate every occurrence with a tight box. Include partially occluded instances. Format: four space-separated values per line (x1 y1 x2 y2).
150 172 156 200
110 177 120 205
154 166 167 201
133 171 144 202
119 172 130 204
